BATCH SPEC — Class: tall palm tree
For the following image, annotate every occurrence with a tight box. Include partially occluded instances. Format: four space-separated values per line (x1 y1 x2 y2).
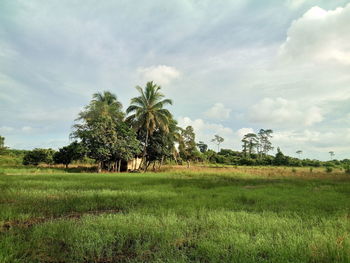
79 91 124 121
126 81 173 167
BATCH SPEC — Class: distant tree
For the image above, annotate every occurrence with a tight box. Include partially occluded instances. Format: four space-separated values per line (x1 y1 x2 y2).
273 147 288 166
242 133 258 157
126 81 173 169
179 126 199 168
211 135 224 152
296 150 303 159
257 129 274 157
0 135 6 155
53 141 85 168
197 141 208 153
329 151 335 159
23 148 56 166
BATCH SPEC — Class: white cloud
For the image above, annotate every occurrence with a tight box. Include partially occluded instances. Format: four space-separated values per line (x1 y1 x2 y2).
21 126 34 133
138 65 181 86
177 116 235 149
272 128 350 159
236 128 254 138
0 126 14 134
248 97 323 127
204 103 231 120
280 4 350 65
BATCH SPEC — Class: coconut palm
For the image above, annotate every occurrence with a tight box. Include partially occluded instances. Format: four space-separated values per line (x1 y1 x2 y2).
126 81 173 167
79 91 124 122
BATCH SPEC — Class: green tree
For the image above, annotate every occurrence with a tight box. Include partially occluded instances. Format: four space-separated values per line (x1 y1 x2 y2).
242 133 258 157
23 148 56 166
111 121 141 172
73 91 138 172
211 135 224 152
179 126 199 168
257 129 274 157
274 147 288 166
53 141 85 168
80 91 124 122
296 150 303 159
126 81 173 169
197 141 208 153
0 135 6 155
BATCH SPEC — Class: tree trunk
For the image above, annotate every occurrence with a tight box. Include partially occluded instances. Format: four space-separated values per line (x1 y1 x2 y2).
118 159 122 172
114 160 118 172
187 160 190 168
97 162 102 173
145 161 151 172
140 130 149 171
159 156 164 170
65 163 68 169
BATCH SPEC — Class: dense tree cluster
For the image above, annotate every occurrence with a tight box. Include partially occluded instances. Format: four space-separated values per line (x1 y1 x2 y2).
5 81 347 172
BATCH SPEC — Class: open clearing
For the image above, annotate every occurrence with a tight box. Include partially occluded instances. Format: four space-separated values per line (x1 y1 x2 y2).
0 167 349 263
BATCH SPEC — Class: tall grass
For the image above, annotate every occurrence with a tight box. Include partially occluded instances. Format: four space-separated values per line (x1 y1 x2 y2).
0 168 349 262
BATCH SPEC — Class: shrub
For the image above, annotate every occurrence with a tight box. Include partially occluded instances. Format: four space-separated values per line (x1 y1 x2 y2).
23 148 56 166
344 165 350 175
325 166 333 173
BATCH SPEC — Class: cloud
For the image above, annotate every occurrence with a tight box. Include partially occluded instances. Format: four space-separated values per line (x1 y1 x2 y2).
272 128 350 159
248 97 324 127
204 103 231 120
137 65 181 86
236 128 254 138
287 0 307 9
280 4 350 65
0 126 14 134
177 116 235 149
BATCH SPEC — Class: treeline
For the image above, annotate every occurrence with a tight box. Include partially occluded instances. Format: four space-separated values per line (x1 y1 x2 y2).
0 82 349 172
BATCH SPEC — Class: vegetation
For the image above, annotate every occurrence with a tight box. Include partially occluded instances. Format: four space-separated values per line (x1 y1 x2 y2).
53 141 85 168
22 148 55 166
126 81 173 170
0 167 349 263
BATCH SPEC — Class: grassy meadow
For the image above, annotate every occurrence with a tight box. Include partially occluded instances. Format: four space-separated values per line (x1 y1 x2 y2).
0 166 349 262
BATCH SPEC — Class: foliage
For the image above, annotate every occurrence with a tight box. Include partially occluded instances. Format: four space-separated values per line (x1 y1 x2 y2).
23 148 56 166
211 134 224 152
126 81 173 168
196 141 208 153
179 126 200 167
53 141 86 168
73 91 140 172
0 135 6 155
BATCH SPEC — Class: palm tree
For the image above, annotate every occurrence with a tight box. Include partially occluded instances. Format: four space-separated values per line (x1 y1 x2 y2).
126 81 173 168
78 91 124 122
329 151 335 159
296 150 303 159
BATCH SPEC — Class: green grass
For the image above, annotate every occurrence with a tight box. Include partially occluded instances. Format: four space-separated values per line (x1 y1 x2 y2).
0 168 349 262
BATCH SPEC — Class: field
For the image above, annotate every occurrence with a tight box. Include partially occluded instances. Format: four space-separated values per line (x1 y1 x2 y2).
0 166 349 263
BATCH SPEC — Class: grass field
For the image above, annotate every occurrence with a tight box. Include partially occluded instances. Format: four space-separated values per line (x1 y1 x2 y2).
0 166 349 262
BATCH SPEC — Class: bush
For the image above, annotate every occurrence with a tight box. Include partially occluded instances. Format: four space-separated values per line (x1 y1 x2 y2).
23 148 56 166
325 166 333 173
344 165 350 175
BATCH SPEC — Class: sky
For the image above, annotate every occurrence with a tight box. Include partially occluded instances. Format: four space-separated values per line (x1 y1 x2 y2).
0 0 350 160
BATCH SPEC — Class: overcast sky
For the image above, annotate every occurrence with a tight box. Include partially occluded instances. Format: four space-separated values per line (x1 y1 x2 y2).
1 0 350 160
